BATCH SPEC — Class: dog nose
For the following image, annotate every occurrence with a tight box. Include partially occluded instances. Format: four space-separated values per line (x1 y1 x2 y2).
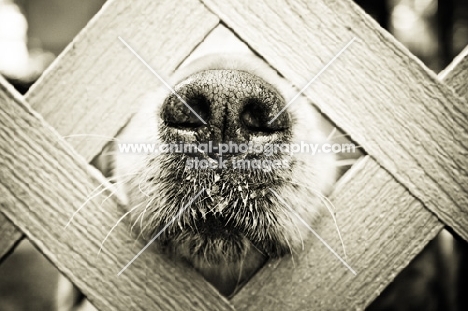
161 70 291 143
161 91 210 128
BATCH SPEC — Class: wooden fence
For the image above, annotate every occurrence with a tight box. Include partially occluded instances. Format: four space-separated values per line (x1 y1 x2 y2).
0 0 467 310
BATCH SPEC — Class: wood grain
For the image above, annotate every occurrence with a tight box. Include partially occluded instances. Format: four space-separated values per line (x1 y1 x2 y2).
0 76 233 311
201 0 468 242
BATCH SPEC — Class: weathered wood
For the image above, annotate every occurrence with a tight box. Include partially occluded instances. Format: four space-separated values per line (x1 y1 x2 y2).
0 77 234 311
201 0 468 242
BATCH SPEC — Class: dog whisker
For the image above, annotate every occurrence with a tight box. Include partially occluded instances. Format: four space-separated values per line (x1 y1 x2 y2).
98 203 143 255
65 181 119 228
287 180 347 259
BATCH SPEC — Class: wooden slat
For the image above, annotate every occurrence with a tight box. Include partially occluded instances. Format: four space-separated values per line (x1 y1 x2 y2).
201 0 468 242
0 77 234 311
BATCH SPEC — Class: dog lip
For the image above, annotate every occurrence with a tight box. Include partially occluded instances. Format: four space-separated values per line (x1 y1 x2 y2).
199 213 235 228
193 214 241 237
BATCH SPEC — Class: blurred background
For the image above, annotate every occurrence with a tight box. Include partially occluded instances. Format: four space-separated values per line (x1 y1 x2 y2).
0 0 467 310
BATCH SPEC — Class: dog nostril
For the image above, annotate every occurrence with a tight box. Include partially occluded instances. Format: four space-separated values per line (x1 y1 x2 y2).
161 92 210 128
240 98 291 133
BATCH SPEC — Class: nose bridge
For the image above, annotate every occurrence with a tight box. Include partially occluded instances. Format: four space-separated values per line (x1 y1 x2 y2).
222 71 255 142
194 70 256 142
